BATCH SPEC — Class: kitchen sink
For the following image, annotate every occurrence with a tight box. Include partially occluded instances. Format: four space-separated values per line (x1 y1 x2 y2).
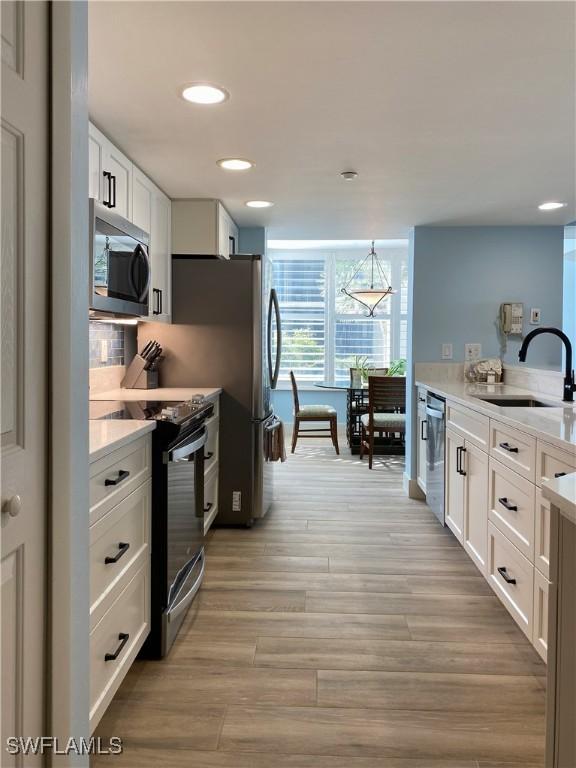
474 397 557 408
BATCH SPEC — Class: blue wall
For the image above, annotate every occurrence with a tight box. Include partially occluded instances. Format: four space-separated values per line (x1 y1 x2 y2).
272 389 346 423
563 223 576 347
406 225 564 481
412 226 564 368
239 227 266 255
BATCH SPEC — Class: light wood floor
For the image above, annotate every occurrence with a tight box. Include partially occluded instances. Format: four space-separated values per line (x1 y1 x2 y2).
94 438 546 768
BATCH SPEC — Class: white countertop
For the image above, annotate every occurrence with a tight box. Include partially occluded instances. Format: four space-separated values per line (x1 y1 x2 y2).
543 474 576 525
91 387 222 402
415 379 576 451
89 419 155 462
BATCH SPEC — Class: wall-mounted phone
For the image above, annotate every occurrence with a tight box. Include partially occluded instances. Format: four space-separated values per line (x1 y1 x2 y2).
499 302 524 336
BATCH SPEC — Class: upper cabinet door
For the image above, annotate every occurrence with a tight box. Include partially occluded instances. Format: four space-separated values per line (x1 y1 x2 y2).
149 188 171 323
132 167 153 234
104 144 132 220
88 123 132 219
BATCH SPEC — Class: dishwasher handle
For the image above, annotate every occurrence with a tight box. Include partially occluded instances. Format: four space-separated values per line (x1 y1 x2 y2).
426 406 445 420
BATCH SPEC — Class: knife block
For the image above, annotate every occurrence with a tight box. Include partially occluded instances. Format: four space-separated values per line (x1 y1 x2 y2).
121 354 159 390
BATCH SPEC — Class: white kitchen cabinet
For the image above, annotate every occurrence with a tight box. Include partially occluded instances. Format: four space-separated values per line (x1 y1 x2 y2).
88 123 132 219
149 187 172 322
445 427 465 543
131 165 153 234
89 433 151 733
416 391 427 494
172 199 239 259
462 440 489 575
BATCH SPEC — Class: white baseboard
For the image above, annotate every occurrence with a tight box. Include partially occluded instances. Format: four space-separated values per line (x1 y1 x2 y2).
403 472 426 500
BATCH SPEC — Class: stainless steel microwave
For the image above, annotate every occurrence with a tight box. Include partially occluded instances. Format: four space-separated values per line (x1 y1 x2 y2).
89 199 150 318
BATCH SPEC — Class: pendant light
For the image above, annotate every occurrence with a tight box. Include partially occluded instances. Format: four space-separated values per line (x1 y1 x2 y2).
341 241 396 316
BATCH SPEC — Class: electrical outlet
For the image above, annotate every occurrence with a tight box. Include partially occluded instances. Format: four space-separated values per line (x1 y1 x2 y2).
100 339 108 363
232 491 242 512
441 343 453 360
530 307 541 325
465 343 482 361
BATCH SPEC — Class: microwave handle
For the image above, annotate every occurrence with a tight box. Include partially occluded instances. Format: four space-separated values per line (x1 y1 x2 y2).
131 243 151 303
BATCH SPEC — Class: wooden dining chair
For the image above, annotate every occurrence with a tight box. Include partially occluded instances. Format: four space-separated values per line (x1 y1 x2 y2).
290 371 339 454
360 376 406 468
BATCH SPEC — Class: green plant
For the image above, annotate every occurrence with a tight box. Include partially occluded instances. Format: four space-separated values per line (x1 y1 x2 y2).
386 358 407 376
354 355 372 382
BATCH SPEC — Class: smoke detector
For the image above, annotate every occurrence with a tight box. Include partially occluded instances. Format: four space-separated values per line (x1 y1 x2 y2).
340 171 358 181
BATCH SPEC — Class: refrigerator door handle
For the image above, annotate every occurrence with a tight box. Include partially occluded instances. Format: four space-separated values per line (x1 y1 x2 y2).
268 288 282 390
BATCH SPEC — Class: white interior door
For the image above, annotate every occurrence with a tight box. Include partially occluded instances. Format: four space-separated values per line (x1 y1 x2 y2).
1 1 49 763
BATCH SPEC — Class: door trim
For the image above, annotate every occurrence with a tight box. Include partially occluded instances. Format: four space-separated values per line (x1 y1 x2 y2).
51 2 91 759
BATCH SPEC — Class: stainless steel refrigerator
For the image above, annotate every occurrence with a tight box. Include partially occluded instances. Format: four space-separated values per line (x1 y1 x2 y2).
139 255 282 525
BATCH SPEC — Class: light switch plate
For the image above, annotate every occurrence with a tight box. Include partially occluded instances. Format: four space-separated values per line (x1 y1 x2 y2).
465 343 482 361
530 307 541 325
441 343 453 360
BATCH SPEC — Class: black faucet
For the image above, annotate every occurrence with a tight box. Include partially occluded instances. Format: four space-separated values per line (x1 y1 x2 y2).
518 327 575 402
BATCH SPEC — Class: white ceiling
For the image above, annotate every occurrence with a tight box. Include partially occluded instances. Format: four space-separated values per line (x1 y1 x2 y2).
88 1 576 238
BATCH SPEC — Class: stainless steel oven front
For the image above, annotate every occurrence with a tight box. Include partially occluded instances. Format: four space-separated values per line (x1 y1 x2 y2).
162 427 207 655
89 198 150 318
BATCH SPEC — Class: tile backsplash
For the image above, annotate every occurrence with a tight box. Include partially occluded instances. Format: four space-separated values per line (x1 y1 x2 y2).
89 321 125 368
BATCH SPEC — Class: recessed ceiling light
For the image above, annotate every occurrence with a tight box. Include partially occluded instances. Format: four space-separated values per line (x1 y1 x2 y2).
217 158 254 171
538 201 566 211
340 171 358 180
245 200 274 208
181 83 229 105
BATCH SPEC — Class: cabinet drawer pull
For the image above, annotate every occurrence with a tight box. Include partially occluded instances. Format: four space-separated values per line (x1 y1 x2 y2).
204 501 213 514
105 469 130 487
555 471 567 478
497 566 517 585
104 632 130 662
204 452 214 461
498 497 518 512
104 542 130 565
499 441 519 453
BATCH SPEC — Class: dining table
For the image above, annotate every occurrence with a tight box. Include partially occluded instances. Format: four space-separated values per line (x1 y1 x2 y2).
314 380 405 455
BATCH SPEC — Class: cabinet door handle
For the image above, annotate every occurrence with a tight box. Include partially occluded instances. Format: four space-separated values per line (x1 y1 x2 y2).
204 452 214 461
111 174 117 208
499 442 519 453
497 566 516 585
152 288 160 315
104 633 130 662
498 497 518 512
104 542 130 564
204 501 213 514
159 289 163 315
105 469 130 487
457 446 467 476
102 171 112 207
555 471 567 478
420 420 427 441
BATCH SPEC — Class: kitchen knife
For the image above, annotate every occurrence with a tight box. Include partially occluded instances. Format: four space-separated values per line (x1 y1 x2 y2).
141 340 154 359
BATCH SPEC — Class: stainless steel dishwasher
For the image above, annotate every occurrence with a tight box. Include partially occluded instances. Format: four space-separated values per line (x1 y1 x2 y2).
426 392 446 525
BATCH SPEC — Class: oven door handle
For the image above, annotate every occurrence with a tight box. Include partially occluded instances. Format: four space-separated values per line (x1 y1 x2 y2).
167 429 207 462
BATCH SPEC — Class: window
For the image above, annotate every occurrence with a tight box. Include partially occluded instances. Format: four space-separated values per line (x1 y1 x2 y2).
270 241 409 385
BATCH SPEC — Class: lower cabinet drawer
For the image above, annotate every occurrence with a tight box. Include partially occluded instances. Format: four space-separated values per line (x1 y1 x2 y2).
90 564 150 733
204 463 219 534
90 481 151 628
488 521 534 640
537 440 576 487
90 437 151 525
488 458 535 562
533 568 550 662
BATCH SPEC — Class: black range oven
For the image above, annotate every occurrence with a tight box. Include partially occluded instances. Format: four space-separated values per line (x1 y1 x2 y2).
90 397 214 657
